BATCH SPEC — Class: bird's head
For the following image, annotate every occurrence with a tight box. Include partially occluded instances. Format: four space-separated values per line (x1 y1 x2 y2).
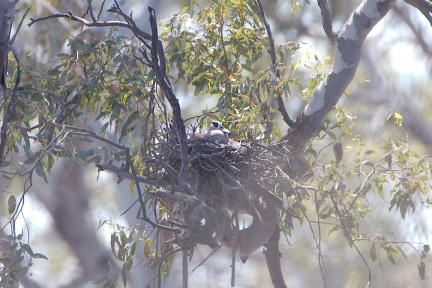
209 120 231 135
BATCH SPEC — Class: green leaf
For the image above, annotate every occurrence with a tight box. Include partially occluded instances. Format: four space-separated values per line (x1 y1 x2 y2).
120 111 140 142
146 70 155 83
21 244 34 256
8 195 16 214
333 143 343 163
418 261 426 280
127 241 138 260
32 253 48 260
100 122 109 133
35 163 48 183
362 160 374 167
144 238 152 258
23 145 35 164
111 234 117 259
423 245 430 257
76 149 88 166
307 77 317 97
46 153 55 173
122 259 133 286
397 245 408 260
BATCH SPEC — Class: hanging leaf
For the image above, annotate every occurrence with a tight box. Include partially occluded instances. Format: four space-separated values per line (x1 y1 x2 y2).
8 195 16 214
333 143 343 163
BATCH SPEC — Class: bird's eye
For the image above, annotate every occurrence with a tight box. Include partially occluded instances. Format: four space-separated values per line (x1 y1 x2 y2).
212 121 218 128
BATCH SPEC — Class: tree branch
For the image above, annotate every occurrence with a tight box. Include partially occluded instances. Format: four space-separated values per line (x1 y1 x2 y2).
285 0 397 156
393 4 432 57
0 44 20 167
317 0 338 41
404 0 432 26
147 6 191 193
28 3 167 74
254 0 294 128
263 225 287 288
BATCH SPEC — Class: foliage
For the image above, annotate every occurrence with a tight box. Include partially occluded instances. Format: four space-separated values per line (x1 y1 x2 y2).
161 0 299 140
0 0 431 287
0 233 47 288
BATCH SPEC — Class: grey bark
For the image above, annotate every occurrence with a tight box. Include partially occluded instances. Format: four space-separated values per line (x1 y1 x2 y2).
285 0 397 155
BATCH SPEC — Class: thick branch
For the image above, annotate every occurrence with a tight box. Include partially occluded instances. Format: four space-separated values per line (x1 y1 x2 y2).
147 7 191 193
0 0 18 84
393 5 432 57
0 44 20 167
317 0 338 41
264 225 287 288
404 0 432 26
285 0 396 155
0 1 19 167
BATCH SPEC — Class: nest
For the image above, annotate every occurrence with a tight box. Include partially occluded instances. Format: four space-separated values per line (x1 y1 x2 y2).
148 132 290 262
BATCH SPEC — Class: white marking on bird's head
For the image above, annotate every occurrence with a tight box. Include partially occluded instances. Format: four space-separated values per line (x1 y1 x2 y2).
209 121 231 135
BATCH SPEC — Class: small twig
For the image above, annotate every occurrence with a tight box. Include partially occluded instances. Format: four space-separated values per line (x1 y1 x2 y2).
292 181 327 287
188 246 221 275
29 12 129 29
17 86 66 105
10 6 31 46
342 158 384 216
86 0 96 22
97 163 157 186
315 189 327 288
330 192 372 286
53 124 125 150
97 0 105 20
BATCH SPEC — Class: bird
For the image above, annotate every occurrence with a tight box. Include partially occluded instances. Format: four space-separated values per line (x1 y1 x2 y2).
190 120 231 145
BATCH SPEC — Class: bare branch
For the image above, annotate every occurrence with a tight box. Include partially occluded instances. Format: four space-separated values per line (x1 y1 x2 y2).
29 11 131 30
254 0 294 128
10 6 30 45
147 6 191 193
97 163 157 186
